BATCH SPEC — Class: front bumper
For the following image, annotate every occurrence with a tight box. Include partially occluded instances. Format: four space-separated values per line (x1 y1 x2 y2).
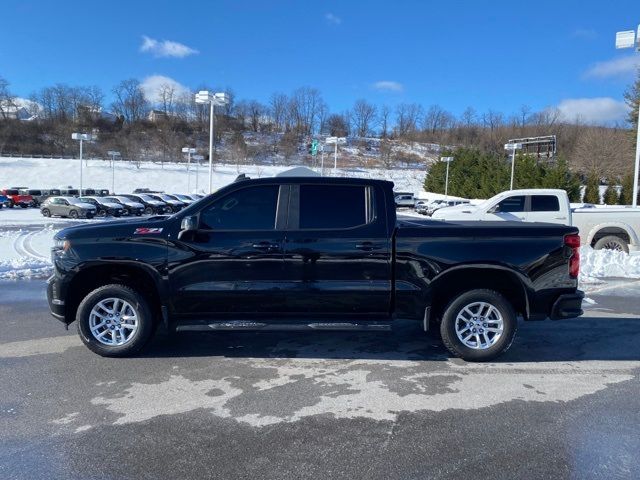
549 290 584 320
46 275 66 322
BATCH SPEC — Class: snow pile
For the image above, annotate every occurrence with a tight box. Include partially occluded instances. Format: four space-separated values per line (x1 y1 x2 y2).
579 246 640 284
0 227 58 280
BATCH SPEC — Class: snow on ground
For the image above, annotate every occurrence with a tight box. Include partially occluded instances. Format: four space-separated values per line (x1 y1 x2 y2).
0 157 426 195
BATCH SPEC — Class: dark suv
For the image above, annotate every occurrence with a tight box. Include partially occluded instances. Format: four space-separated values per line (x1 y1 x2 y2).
120 194 170 215
79 197 125 217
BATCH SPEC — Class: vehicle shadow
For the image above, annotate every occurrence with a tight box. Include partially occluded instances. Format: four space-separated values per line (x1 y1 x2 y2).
142 315 640 363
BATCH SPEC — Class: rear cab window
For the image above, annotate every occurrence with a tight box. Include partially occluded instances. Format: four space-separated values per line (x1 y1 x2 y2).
299 184 372 229
531 195 560 212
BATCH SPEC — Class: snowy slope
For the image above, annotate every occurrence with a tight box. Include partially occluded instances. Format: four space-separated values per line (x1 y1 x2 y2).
0 157 426 195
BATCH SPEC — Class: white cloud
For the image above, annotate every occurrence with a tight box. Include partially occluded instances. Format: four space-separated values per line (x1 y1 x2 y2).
556 97 630 124
140 75 190 104
372 81 404 93
325 13 342 25
584 55 640 78
140 35 198 58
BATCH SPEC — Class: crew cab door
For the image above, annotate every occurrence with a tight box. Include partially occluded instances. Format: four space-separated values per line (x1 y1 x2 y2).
527 194 568 224
282 183 392 315
168 184 288 315
484 195 527 221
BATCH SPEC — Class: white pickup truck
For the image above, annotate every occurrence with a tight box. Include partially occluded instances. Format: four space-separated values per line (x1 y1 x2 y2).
431 188 640 253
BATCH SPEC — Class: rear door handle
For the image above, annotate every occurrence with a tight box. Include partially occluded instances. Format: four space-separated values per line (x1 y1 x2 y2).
252 242 280 250
355 242 382 251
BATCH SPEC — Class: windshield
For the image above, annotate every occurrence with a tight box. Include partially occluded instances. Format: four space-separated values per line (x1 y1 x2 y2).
5 189 19 195
139 194 157 202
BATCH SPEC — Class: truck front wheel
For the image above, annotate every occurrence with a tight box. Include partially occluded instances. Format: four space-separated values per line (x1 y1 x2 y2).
439 289 517 362
76 284 154 357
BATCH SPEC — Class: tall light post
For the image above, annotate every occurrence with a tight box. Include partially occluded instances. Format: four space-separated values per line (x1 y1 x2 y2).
505 142 523 191
195 91 230 194
182 147 196 192
441 156 454 200
107 150 120 194
193 154 204 192
615 27 640 206
325 136 346 174
72 133 95 195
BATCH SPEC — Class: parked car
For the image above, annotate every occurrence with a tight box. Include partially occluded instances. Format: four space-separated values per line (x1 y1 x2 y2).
394 193 415 208
60 187 80 197
103 196 145 216
97 189 110 197
120 194 170 215
79 196 125 217
167 193 196 205
40 196 97 219
81 188 97 196
47 176 583 361
431 188 640 253
0 194 11 209
19 189 48 206
1 188 35 208
146 193 186 212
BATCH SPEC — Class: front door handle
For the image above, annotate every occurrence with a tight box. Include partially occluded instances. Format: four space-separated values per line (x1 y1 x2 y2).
355 242 382 251
252 242 280 251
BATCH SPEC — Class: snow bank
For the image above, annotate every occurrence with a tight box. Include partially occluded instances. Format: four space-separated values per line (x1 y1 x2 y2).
0 227 58 279
579 246 640 285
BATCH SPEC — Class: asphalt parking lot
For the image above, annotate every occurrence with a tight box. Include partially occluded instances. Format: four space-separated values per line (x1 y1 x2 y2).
1 280 640 480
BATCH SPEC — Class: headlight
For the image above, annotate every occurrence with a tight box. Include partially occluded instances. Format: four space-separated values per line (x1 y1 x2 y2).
53 238 71 252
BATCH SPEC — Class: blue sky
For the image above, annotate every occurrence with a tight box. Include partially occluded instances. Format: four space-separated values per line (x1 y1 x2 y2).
1 0 639 123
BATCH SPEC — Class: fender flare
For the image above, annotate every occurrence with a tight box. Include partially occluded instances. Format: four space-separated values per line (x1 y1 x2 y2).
586 221 639 248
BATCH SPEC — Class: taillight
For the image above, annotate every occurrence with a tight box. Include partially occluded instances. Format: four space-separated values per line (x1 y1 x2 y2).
564 233 580 278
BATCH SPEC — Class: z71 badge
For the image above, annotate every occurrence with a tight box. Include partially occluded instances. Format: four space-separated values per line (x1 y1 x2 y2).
134 227 163 235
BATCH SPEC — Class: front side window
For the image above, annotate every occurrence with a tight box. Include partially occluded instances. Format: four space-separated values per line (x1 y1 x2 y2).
200 185 279 230
494 196 525 213
300 185 367 229
531 195 560 212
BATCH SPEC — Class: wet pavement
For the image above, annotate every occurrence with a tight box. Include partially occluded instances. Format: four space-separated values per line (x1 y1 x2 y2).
1 280 639 479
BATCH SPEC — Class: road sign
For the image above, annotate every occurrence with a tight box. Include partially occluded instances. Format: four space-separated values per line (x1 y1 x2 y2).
504 143 523 150
325 136 337 144
616 30 636 49
182 147 196 153
311 139 318 156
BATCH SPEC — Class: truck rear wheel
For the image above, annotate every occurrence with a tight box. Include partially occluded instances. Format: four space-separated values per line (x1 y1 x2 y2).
594 235 628 253
439 289 517 362
76 284 154 357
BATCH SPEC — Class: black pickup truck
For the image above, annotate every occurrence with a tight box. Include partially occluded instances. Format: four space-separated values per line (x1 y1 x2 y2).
47 176 584 361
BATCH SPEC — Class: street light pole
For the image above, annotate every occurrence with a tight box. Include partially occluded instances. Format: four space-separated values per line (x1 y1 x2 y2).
182 147 196 192
441 157 454 200
72 133 94 195
504 143 523 190
208 100 214 194
107 150 121 194
614 26 640 206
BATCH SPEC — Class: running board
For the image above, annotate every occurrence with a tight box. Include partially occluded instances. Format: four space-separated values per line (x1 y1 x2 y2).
175 319 393 332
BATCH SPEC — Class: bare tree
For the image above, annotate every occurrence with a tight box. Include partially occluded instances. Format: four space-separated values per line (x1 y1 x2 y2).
351 99 377 138
0 76 16 120
379 105 390 138
269 93 289 132
247 100 265 132
395 103 422 137
326 114 349 137
112 79 148 123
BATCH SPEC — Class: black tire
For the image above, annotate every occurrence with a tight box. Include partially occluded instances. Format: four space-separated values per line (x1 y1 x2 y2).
9 201 14 208
594 235 629 254
98 209 107 218
69 209 79 219
76 284 155 357
144 206 154 215
41 208 51 217
20 204 27 208
439 289 517 362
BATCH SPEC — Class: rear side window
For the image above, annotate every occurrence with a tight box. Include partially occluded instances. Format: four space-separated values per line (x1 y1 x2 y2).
531 195 560 212
495 196 525 213
200 185 279 230
300 185 367 229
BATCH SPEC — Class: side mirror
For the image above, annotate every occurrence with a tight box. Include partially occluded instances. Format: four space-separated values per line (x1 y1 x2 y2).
487 204 499 214
178 215 198 240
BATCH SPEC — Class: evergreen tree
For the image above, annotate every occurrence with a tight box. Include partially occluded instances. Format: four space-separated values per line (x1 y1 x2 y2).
619 174 636 205
602 180 619 205
542 156 582 202
624 69 640 132
582 173 601 204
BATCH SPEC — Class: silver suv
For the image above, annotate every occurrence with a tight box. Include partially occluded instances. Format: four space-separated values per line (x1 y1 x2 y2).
40 196 97 219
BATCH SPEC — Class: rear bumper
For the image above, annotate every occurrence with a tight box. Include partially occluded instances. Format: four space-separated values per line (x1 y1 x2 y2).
549 290 584 320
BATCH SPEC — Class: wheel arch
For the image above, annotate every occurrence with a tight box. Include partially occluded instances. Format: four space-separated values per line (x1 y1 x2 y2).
64 262 164 326
428 265 531 323
587 222 638 249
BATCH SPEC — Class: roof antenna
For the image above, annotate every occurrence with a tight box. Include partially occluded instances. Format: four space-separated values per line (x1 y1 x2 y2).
234 174 250 182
